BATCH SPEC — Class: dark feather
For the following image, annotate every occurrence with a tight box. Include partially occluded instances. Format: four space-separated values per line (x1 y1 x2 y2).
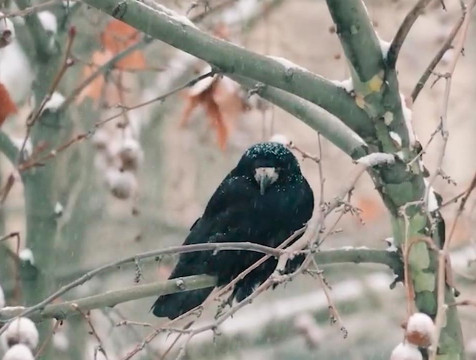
152 142 314 318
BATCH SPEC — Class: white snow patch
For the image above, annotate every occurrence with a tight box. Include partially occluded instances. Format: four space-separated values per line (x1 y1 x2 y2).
390 342 422 360
384 237 398 252
378 37 391 59
43 92 65 112
357 153 395 167
52 331 69 351
62 0 77 8
424 179 439 212
19 249 34 265
38 11 57 34
54 201 63 216
331 78 354 93
2 344 34 360
267 56 308 72
389 131 402 148
0 318 39 350
0 42 33 103
0 283 4 309
384 111 394 125
10 137 31 157
188 66 215 96
146 2 197 28
400 93 416 147
269 134 290 146
221 0 260 25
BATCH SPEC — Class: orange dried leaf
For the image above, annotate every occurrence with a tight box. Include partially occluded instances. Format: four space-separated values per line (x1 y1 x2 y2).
101 19 146 70
76 50 113 103
0 82 17 126
102 19 139 53
115 50 147 70
179 75 246 150
355 197 384 223
204 94 227 150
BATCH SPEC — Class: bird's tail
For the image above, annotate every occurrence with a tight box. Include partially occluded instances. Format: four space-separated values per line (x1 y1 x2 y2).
151 287 214 319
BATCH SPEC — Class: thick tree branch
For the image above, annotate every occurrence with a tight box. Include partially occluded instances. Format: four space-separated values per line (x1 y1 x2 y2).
0 275 217 322
0 242 286 324
0 131 20 166
0 248 401 322
325 0 384 85
80 0 375 139
14 0 57 60
234 76 368 159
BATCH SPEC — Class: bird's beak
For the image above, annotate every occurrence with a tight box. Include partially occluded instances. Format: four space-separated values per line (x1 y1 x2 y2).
254 167 279 195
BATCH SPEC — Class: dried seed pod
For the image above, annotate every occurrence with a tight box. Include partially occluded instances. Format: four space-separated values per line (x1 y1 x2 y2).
390 343 422 360
405 312 435 347
0 318 39 350
106 169 137 200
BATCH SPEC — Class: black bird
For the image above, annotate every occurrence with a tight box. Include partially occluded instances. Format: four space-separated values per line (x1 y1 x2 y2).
152 142 314 319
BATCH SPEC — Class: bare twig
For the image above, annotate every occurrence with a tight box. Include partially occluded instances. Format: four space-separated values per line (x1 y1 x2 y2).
17 71 215 172
430 3 476 348
311 258 348 338
425 0 474 205
387 0 434 68
288 141 320 164
412 10 465 101
17 27 76 164
34 319 61 359
72 304 109 360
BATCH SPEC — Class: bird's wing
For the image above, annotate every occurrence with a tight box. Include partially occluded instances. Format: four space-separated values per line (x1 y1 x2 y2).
183 175 254 246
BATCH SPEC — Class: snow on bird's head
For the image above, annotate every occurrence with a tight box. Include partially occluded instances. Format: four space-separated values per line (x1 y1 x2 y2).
236 142 301 177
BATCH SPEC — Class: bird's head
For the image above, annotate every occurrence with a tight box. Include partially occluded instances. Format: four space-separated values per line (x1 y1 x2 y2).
235 142 301 195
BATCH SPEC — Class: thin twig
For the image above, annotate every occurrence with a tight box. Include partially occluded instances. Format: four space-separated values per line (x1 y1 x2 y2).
60 40 146 110
431 4 476 348
387 0 434 68
17 27 76 164
311 258 348 338
18 71 215 172
72 304 109 360
425 0 474 205
412 8 465 101
34 319 61 359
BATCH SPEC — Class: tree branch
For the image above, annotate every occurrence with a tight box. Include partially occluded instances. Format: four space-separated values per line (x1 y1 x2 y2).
411 11 465 102
80 0 375 139
0 248 401 322
387 0 434 69
233 76 368 159
325 0 384 85
0 275 217 322
14 0 58 60
0 242 286 324
0 131 20 166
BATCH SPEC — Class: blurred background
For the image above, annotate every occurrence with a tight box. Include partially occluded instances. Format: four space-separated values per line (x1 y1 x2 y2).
0 0 475 359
